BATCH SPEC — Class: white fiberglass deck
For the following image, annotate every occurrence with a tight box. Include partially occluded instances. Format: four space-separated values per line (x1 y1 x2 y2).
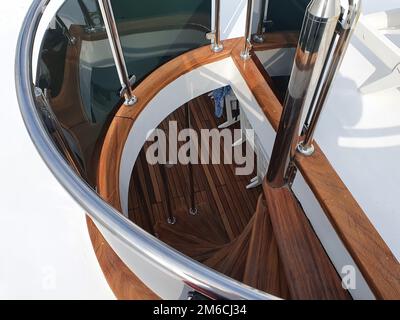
314 0 400 261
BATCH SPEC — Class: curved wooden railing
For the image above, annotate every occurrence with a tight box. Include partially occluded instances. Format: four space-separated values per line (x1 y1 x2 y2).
97 35 400 300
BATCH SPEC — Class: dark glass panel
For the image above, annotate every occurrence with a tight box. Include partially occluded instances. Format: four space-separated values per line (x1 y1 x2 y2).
266 0 311 32
35 0 211 185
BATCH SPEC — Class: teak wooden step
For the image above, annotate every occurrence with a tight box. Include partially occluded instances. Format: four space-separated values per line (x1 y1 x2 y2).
243 195 290 299
156 201 228 239
154 203 229 261
263 182 351 300
203 215 255 282
154 221 224 262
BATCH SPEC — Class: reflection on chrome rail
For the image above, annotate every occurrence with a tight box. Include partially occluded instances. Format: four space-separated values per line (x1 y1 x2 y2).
97 0 137 106
207 0 224 53
266 0 362 188
300 0 362 155
241 0 254 60
253 0 269 44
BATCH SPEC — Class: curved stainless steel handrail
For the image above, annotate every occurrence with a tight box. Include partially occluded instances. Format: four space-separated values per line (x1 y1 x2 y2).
15 0 277 300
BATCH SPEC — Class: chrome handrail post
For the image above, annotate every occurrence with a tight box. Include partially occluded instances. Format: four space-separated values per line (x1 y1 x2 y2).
266 0 341 188
208 0 224 53
298 0 362 156
253 0 268 43
98 0 137 106
240 0 254 60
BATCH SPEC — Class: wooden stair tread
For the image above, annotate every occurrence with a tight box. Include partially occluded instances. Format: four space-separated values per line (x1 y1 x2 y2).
179 202 230 246
154 202 230 262
243 195 290 299
155 202 228 245
154 221 225 262
203 215 255 282
263 182 351 300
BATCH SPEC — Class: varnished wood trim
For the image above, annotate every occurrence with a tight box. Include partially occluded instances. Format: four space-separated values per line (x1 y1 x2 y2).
97 34 400 299
231 44 400 300
116 38 242 120
98 117 133 212
263 183 351 300
243 195 290 299
86 216 159 300
296 144 400 300
250 53 284 103
252 32 299 51
231 44 282 132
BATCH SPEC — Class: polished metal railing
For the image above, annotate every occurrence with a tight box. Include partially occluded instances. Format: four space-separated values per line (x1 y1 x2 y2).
299 0 362 155
207 0 224 53
78 0 103 34
16 0 277 300
34 87 84 178
253 0 268 43
241 0 254 60
55 16 77 45
98 0 137 106
266 0 361 188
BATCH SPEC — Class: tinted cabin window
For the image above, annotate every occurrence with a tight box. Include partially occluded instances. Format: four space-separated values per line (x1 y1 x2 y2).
266 0 311 32
36 0 211 185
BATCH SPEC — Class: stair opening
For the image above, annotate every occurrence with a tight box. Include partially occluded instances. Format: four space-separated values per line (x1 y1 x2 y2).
128 91 260 239
126 92 291 297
